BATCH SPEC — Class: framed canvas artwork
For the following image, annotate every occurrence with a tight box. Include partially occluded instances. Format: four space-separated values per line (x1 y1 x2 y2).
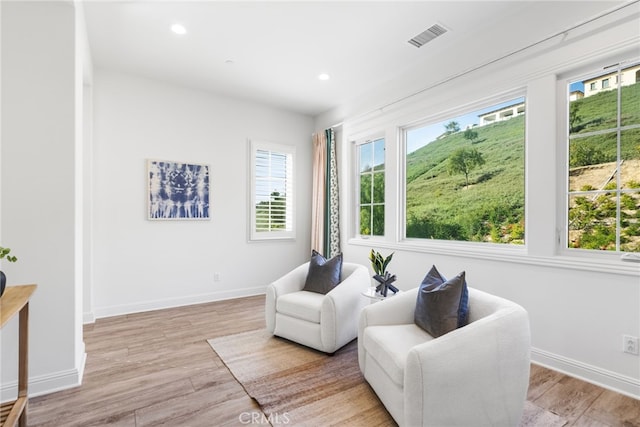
147 159 210 220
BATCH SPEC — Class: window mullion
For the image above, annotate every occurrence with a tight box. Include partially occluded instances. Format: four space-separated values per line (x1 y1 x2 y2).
616 66 622 251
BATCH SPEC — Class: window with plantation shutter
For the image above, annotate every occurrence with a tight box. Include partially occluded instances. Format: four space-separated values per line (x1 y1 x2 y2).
249 140 295 241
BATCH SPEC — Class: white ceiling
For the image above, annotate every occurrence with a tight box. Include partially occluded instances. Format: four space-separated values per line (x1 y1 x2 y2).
83 1 629 117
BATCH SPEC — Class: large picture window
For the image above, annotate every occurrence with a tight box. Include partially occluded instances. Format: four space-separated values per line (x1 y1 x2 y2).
250 140 295 241
358 137 385 237
404 97 526 244
567 63 640 252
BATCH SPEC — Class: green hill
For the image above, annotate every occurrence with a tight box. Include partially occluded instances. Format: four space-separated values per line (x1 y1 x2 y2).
569 82 640 168
406 115 525 243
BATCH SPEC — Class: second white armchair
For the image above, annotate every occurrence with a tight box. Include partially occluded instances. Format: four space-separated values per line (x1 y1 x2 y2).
358 286 531 426
266 261 370 354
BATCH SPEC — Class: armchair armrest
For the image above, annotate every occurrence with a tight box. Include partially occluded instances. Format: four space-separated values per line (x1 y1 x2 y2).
321 263 370 352
357 287 419 371
269 262 309 296
265 262 309 333
359 287 418 330
403 303 530 427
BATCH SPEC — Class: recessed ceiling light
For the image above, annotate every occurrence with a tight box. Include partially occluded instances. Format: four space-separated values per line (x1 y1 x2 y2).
171 24 187 35
318 73 330 81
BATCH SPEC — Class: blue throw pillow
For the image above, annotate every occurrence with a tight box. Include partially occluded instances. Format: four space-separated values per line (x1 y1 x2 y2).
303 250 343 294
414 265 469 337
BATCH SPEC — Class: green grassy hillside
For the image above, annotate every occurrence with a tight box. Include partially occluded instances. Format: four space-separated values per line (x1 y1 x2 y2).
406 115 525 243
570 82 640 168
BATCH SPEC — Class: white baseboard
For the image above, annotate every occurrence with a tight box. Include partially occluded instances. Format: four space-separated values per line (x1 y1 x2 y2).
0 351 86 402
91 286 266 320
531 347 640 399
83 311 96 324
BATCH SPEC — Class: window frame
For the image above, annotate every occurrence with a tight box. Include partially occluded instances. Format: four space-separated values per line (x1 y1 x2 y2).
248 139 296 242
354 135 386 239
398 91 528 249
559 59 640 259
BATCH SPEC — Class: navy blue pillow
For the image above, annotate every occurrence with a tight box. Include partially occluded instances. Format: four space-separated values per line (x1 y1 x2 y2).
303 250 343 294
414 265 469 337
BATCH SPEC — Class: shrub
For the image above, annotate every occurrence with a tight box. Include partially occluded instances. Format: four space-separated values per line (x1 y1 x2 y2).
577 224 616 250
625 180 640 189
621 194 638 210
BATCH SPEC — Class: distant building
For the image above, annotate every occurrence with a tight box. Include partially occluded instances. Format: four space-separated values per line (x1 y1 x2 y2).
569 90 584 101
478 102 525 126
583 64 640 97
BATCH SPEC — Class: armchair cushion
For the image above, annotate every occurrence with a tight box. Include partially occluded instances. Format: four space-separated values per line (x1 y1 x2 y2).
415 265 469 337
303 250 343 294
276 291 324 323
363 324 433 386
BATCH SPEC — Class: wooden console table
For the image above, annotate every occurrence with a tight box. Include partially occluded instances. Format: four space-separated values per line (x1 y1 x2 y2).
0 284 36 427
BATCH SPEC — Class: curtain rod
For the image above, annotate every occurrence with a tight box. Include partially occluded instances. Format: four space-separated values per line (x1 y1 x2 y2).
312 122 344 136
350 0 638 121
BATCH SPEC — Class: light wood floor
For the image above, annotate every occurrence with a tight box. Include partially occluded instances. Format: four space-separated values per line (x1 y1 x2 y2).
27 295 639 426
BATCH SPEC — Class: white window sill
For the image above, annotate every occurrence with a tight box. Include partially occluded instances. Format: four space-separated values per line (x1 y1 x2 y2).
348 238 640 277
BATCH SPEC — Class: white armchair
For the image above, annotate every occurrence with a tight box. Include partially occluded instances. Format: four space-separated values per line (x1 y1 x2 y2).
358 286 530 427
266 262 370 353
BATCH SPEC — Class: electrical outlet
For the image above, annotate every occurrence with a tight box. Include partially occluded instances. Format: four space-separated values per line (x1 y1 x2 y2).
623 335 639 355
214 272 221 282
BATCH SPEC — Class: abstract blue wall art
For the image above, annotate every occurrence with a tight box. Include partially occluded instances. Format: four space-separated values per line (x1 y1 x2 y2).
147 159 210 220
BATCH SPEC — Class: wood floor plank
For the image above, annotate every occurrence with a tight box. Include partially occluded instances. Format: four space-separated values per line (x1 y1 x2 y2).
527 363 565 401
519 401 567 427
138 394 262 427
532 375 606 424
73 412 137 427
570 414 612 427
30 377 194 427
134 376 248 425
580 389 640 427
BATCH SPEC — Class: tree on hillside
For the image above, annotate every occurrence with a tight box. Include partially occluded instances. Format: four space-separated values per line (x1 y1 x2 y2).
569 143 607 167
464 128 479 143
444 121 460 135
569 102 582 133
447 147 485 188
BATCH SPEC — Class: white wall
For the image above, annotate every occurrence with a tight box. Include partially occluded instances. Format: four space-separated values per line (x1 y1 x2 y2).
1 1 85 398
90 69 314 318
318 7 640 398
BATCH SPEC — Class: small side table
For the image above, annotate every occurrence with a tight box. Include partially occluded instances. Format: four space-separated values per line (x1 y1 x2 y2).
0 284 37 427
361 287 400 302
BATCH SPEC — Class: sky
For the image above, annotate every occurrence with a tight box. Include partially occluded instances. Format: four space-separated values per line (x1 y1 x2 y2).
406 96 526 154
570 81 585 92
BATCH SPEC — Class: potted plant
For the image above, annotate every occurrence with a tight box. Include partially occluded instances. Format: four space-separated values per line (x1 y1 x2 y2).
0 246 18 297
368 249 398 297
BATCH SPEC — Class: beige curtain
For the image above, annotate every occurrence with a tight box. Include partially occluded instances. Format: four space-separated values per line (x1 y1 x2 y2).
311 132 327 253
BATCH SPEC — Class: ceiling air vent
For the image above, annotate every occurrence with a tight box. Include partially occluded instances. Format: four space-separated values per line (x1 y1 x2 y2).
408 23 448 48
